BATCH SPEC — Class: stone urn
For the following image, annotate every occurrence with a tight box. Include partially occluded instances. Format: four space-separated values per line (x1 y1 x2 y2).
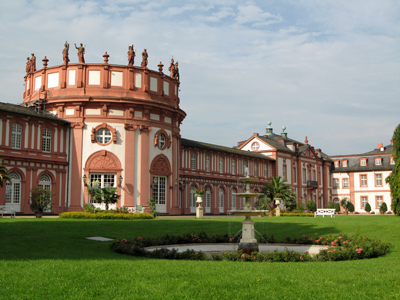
196 196 204 218
275 198 282 217
35 211 43 218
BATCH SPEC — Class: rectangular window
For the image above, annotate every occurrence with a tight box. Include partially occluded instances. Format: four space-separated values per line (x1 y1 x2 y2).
293 167 296 183
334 161 339 168
205 155 210 172
342 160 348 167
375 174 382 186
361 196 368 209
360 159 366 166
265 165 268 178
390 157 395 165
220 157 224 173
333 179 339 189
375 158 382 166
254 162 258 177
360 175 367 187
312 170 316 180
42 128 51 152
153 176 166 205
342 178 349 188
376 196 383 209
302 169 306 184
283 164 287 179
191 153 196 170
11 124 22 149
232 160 236 175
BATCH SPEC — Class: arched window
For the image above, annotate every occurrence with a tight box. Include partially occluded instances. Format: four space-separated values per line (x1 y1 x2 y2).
11 124 22 149
39 174 52 190
205 186 211 213
6 172 21 205
231 188 236 210
42 128 52 152
219 188 224 213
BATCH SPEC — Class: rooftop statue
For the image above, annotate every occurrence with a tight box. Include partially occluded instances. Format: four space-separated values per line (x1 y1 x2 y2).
127 45 135 66
74 43 85 64
141 49 148 68
168 58 180 81
25 57 31 74
30 53 36 72
63 41 70 66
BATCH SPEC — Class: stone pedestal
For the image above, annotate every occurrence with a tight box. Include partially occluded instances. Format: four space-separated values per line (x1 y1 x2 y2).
196 206 204 219
238 216 258 254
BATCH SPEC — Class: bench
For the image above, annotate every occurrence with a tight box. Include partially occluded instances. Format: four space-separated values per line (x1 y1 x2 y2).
0 205 16 218
126 205 145 214
314 208 335 218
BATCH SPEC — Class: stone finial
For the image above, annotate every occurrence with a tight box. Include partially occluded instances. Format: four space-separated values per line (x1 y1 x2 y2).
266 121 273 136
305 136 308 144
42 56 49 69
281 126 287 138
158 61 164 73
103 52 109 64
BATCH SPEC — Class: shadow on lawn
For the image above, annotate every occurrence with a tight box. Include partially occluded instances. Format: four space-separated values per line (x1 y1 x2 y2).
0 218 340 261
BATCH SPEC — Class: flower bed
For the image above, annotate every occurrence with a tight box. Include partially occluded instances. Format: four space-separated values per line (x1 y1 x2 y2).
110 232 392 262
59 212 154 219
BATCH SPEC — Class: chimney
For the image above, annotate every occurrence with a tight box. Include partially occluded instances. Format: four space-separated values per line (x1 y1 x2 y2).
378 143 383 149
266 121 273 136
281 126 287 138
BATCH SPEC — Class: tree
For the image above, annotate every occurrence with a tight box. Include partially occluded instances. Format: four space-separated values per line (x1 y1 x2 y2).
261 176 295 210
88 187 120 211
0 160 10 187
386 125 400 215
30 187 54 216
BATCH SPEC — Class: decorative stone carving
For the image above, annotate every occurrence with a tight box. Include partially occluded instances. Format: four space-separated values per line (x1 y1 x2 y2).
127 45 135 66
103 52 109 64
63 41 70 66
85 150 122 172
90 155 117 169
158 61 164 74
141 49 148 68
74 43 85 64
150 154 171 175
42 56 49 69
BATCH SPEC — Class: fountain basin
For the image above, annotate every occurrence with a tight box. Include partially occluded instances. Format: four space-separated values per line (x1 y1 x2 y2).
228 210 267 217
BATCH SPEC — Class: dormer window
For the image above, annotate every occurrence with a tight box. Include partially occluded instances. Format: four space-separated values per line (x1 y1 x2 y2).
334 160 339 168
390 156 395 165
360 158 367 166
342 160 348 167
375 157 382 166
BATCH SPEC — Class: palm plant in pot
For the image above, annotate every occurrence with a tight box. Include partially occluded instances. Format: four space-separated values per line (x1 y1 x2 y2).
340 196 351 215
261 176 295 216
30 187 54 218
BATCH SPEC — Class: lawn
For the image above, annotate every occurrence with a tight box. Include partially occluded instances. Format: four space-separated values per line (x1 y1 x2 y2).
0 215 399 299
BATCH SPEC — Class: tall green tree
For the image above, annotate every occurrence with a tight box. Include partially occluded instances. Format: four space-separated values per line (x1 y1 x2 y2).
261 176 295 210
386 125 400 215
0 160 10 187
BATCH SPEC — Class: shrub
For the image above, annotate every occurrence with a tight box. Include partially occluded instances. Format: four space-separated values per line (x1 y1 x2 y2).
148 198 159 217
348 202 355 213
380 202 388 213
306 201 317 212
341 197 351 211
59 212 154 219
364 202 371 212
83 203 96 213
110 232 392 263
30 187 54 213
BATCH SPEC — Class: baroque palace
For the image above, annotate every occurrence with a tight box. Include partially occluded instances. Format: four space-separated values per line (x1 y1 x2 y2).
0 45 394 215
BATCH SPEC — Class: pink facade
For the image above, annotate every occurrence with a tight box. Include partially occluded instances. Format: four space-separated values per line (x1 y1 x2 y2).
0 47 337 215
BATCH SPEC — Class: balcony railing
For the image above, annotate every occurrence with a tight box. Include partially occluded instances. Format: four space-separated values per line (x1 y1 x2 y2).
307 181 318 188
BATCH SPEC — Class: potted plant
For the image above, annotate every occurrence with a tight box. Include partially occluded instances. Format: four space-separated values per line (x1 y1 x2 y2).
306 201 317 213
380 202 388 215
341 196 351 215
364 202 371 214
348 202 355 214
30 187 54 218
195 188 205 206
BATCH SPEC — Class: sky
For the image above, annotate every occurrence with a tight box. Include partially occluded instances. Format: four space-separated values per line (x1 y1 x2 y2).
0 0 399 156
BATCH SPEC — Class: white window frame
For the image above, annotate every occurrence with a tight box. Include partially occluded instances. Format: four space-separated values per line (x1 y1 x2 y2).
360 175 367 187
96 128 112 144
219 188 224 213
11 124 22 149
42 128 52 153
231 189 236 210
5 172 21 204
